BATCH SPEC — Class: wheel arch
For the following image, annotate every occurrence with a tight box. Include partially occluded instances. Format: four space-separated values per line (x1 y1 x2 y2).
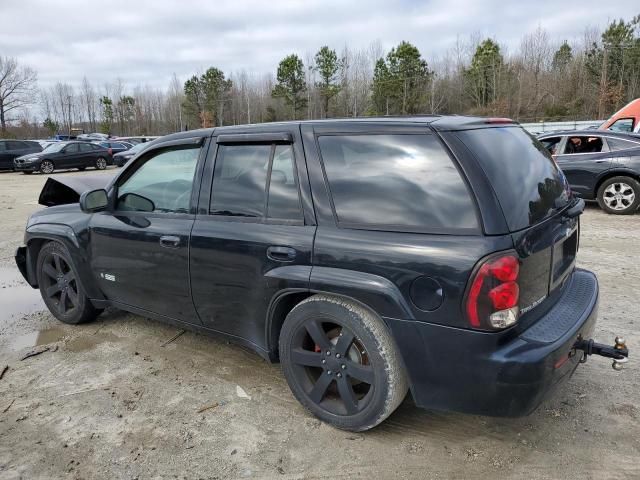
265 267 411 362
594 169 640 198
24 226 105 300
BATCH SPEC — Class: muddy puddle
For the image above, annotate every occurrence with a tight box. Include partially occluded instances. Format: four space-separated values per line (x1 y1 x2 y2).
0 266 45 321
8 326 121 353
8 326 68 351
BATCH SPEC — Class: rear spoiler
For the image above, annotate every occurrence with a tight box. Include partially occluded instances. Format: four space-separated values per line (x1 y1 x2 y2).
38 175 114 207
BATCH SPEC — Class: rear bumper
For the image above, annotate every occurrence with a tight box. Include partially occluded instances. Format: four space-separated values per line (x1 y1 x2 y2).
387 268 598 417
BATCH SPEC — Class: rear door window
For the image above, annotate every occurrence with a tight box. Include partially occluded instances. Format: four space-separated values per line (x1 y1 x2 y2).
605 137 640 152
210 144 271 218
210 143 303 222
456 127 570 231
317 134 478 232
562 136 606 154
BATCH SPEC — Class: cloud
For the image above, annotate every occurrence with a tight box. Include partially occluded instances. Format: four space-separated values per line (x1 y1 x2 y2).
0 0 635 90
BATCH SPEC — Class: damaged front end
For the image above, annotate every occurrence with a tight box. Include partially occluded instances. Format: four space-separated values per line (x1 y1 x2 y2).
38 175 114 207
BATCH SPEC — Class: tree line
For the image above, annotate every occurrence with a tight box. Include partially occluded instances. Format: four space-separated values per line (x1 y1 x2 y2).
1 14 639 138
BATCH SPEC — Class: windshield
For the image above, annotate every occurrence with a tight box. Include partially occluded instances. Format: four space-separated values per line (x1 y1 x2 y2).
43 142 66 153
456 126 571 231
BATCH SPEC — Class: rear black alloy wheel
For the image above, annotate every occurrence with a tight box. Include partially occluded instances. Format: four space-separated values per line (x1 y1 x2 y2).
95 157 107 170
36 242 102 324
40 160 54 174
597 176 640 215
280 295 408 431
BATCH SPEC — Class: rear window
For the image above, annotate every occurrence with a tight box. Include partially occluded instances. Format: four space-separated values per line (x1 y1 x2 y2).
606 137 640 151
318 134 478 232
457 127 570 231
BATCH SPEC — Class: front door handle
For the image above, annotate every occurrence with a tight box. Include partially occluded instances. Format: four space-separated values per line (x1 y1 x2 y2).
267 246 296 262
159 235 181 249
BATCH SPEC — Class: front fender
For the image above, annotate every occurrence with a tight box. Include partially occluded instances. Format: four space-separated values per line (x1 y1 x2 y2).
23 223 105 300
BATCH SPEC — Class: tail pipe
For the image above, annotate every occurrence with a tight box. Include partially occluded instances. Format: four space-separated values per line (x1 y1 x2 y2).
573 336 629 370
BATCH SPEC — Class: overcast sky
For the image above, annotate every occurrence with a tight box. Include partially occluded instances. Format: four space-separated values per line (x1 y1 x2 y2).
1 0 637 90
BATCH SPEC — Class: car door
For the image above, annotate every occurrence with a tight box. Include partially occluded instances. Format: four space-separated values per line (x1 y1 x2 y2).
88 135 208 323
554 135 611 198
189 128 316 350
0 141 12 169
59 143 81 168
76 142 95 167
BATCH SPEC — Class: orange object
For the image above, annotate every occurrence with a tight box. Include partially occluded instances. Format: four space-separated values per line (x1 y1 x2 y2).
599 98 640 133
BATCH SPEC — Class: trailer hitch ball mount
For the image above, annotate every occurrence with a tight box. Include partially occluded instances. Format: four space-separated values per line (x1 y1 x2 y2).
573 336 629 370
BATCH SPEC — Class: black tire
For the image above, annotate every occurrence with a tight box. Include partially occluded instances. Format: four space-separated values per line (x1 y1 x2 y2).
22 171 33 175
36 242 102 325
596 176 640 215
95 157 107 170
40 160 55 174
279 294 408 431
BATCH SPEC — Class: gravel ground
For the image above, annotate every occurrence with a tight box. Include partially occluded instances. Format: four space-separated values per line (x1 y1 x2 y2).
0 169 638 480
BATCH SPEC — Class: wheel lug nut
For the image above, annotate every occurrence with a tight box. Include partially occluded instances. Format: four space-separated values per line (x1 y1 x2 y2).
327 370 332 375
336 373 342 378
341 364 346 370
321 359 326 365
326 351 331 356
335 353 341 358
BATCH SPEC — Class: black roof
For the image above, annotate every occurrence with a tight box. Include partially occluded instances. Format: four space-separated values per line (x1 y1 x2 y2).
159 115 524 142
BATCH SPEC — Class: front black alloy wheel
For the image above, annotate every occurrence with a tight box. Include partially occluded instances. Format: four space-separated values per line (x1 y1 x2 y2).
36 242 102 324
280 295 408 431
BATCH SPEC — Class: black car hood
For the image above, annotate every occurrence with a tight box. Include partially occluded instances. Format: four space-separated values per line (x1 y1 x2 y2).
39 174 115 207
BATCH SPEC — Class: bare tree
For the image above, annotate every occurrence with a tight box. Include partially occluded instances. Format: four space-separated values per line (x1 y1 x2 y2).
0 56 37 134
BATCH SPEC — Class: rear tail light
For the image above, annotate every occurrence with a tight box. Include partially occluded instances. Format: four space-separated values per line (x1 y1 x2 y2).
465 253 520 330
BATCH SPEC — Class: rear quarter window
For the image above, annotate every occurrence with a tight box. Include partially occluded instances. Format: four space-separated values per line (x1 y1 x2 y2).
317 134 478 232
456 127 570 231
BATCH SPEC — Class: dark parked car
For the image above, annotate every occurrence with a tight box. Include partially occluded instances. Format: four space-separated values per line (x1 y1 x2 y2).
0 140 42 170
13 141 113 174
113 141 148 167
538 130 640 214
15 117 627 431
94 141 133 156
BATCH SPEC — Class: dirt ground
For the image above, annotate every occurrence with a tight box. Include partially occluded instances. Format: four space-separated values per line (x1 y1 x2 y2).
0 168 638 480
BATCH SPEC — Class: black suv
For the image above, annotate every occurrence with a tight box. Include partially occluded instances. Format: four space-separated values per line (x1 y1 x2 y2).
0 139 42 170
16 117 625 431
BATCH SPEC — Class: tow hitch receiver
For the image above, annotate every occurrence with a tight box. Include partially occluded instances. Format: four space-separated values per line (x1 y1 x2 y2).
573 336 629 370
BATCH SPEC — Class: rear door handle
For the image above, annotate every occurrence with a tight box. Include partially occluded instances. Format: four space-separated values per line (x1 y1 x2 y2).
159 235 181 249
267 246 296 262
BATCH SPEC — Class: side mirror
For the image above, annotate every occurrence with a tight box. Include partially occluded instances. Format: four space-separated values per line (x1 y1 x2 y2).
80 189 108 213
119 192 155 212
